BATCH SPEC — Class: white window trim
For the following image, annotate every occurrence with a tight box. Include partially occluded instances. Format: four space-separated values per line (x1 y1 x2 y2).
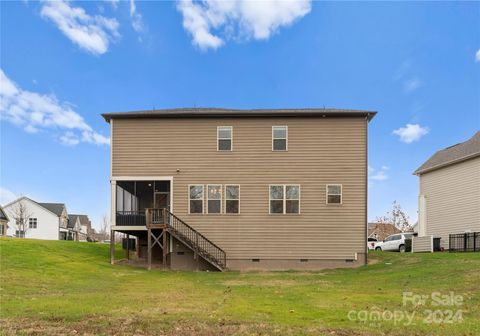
269 184 300 214
188 184 204 214
29 218 38 229
272 126 288 151
207 184 222 214
224 184 241 214
326 184 343 205
217 126 233 151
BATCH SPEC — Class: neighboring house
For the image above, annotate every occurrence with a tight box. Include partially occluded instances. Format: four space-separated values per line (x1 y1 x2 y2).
367 222 401 241
74 214 92 241
103 107 376 271
0 205 9 236
4 197 68 240
67 215 81 241
413 131 480 252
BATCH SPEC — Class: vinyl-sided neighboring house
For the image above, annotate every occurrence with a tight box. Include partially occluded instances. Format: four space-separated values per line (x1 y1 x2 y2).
413 131 480 252
0 205 9 236
73 215 92 241
4 197 68 240
103 107 376 271
67 215 81 241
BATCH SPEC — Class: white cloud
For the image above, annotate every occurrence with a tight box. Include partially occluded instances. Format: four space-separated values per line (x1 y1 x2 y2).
404 78 422 93
393 123 429 144
0 69 109 146
476 49 480 62
108 0 119 10
129 0 145 33
369 165 389 182
40 0 120 55
176 0 312 50
0 187 17 205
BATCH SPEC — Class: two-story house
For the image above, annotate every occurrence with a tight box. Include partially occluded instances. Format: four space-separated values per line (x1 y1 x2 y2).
413 131 480 252
103 108 376 271
4 197 69 240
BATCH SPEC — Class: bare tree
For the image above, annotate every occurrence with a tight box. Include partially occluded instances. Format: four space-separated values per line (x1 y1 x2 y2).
11 199 33 238
99 214 111 241
375 200 412 233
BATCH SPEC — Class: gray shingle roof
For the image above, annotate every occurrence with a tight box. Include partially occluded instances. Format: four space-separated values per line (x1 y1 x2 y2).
68 215 78 229
0 205 9 221
102 107 377 122
38 203 66 217
414 131 480 175
70 214 91 227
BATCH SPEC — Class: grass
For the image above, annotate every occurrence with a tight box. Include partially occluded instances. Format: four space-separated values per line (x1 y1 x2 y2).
0 238 479 335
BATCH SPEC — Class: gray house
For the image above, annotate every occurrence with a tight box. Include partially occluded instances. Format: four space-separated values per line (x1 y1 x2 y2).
413 132 480 252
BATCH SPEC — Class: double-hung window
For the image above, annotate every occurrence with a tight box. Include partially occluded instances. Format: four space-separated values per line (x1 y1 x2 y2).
207 185 222 214
272 126 288 151
225 185 240 214
217 126 232 151
29 218 37 229
189 185 204 214
269 185 300 214
326 184 342 204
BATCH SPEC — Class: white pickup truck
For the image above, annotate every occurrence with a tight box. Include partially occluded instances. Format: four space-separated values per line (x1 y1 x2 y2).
374 233 413 252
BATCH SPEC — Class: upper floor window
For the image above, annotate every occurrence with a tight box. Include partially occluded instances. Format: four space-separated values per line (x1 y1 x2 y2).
207 185 222 214
189 185 204 214
326 184 342 204
272 126 288 151
217 126 232 151
29 218 38 229
225 185 240 214
269 185 300 214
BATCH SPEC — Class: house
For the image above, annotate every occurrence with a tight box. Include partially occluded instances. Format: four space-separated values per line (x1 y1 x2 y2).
73 214 93 241
413 131 480 252
367 222 401 241
67 215 82 241
102 107 376 271
4 197 69 240
0 205 9 236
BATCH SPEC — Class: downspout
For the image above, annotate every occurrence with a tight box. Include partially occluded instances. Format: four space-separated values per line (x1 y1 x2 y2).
365 114 369 266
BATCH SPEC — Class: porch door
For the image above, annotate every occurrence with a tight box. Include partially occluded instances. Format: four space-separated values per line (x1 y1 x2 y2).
154 192 170 211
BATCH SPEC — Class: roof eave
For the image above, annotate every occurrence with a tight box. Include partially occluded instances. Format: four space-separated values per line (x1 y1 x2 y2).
414 152 480 175
101 109 377 123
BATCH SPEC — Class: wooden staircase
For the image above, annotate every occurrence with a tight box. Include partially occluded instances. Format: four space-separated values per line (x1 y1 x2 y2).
146 208 227 271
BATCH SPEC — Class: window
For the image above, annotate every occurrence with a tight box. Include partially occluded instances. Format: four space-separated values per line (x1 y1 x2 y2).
29 218 37 229
207 185 222 214
217 126 232 151
225 185 240 214
0 224 4 235
189 185 204 214
269 185 300 214
16 230 25 238
272 126 288 151
326 184 342 204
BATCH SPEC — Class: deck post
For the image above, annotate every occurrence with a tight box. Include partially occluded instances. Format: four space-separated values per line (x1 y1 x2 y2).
147 228 152 270
163 228 168 269
126 234 130 260
110 229 115 265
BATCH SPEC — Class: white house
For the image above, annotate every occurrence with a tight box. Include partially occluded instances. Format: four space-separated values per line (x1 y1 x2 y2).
412 131 480 252
3 197 68 240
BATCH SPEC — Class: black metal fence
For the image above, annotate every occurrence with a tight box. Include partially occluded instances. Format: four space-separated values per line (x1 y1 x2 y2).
449 232 479 252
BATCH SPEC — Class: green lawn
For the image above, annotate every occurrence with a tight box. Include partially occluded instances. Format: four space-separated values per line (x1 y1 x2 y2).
0 238 479 335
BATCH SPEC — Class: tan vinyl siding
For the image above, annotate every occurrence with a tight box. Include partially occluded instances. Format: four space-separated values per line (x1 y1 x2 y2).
412 235 433 252
112 117 367 260
419 156 480 249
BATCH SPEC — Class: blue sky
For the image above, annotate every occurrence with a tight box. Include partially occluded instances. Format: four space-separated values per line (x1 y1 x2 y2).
1 1 479 229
